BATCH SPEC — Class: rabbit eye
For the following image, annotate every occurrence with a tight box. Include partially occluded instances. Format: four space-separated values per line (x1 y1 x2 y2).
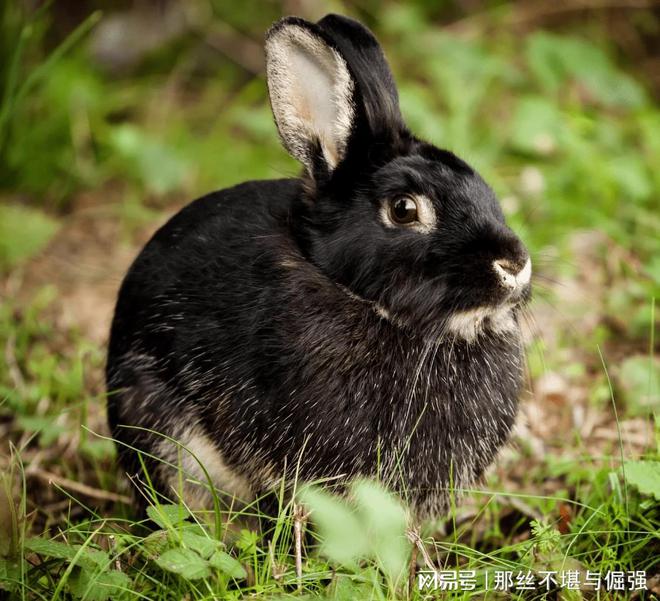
389 196 418 224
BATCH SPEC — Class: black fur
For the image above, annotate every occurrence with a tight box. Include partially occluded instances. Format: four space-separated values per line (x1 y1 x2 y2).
106 14 531 518
317 14 404 138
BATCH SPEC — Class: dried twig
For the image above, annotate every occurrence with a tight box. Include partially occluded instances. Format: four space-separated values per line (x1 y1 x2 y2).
408 535 419 596
293 503 310 588
406 528 436 571
109 534 122 572
26 467 131 505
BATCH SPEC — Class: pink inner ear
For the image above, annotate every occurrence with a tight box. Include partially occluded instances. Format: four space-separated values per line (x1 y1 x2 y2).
266 25 354 172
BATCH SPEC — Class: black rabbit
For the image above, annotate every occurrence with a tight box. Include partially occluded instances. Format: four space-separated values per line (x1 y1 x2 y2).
106 14 532 519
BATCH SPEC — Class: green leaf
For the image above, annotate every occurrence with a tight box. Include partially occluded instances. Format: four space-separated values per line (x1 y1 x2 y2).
155 548 210 581
23 537 77 561
81 546 110 568
0 558 22 592
624 461 660 500
79 438 116 462
15 415 66 447
327 573 376 600
235 528 258 554
352 480 410 581
23 537 109 572
208 550 247 580
142 530 169 557
526 32 566 93
300 486 369 567
108 125 191 195
146 504 189 529
181 531 220 559
68 568 132 601
0 204 59 272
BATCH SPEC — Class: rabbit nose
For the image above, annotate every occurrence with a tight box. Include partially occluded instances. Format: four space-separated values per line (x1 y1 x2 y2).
493 257 532 290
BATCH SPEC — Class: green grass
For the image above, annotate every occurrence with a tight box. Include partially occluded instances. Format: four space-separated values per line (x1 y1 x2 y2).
0 1 658 599
1 449 658 599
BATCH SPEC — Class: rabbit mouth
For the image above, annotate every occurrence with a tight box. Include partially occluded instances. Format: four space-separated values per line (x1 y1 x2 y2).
442 275 531 341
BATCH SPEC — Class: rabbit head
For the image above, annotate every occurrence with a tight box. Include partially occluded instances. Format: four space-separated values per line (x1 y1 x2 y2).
266 14 531 340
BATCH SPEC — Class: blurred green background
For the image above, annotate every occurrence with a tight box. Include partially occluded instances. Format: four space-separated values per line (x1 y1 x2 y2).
1 0 658 406
1 1 658 265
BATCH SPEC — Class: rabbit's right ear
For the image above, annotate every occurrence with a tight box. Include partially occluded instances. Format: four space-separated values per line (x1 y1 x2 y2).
265 17 355 177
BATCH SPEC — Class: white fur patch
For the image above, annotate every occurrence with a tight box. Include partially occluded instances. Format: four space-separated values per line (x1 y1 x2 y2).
446 306 517 342
158 426 253 507
379 194 437 234
266 24 354 172
488 305 518 335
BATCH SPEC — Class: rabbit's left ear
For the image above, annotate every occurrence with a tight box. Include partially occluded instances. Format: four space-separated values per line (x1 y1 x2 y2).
265 17 355 175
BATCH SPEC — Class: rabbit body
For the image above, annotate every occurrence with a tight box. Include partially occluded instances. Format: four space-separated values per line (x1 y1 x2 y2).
107 14 530 518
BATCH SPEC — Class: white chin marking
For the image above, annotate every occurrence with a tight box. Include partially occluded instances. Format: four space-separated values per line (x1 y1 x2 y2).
446 306 517 341
489 305 518 334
